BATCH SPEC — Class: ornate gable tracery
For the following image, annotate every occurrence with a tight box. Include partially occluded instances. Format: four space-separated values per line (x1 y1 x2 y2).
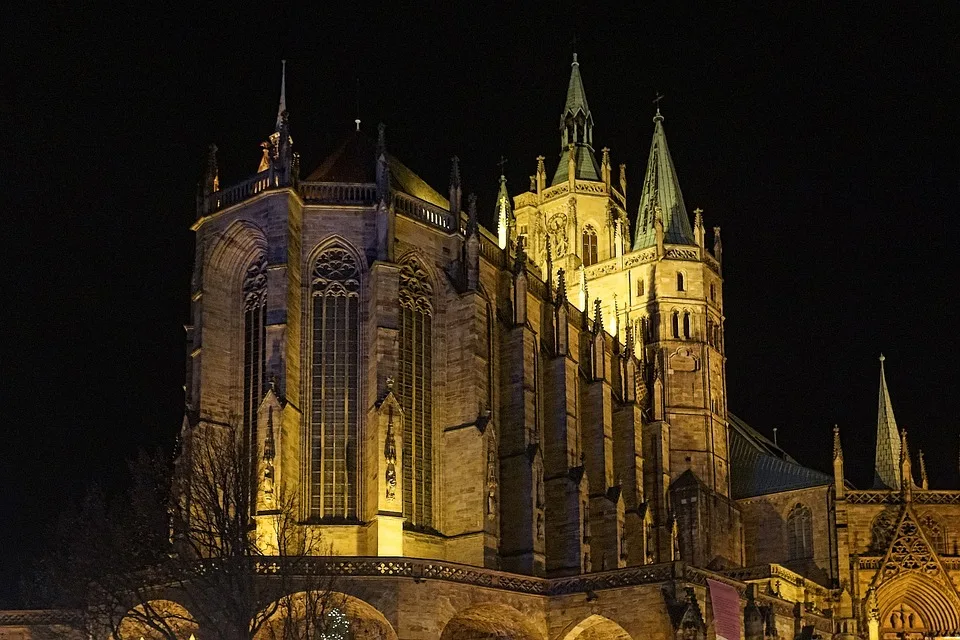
876 507 949 585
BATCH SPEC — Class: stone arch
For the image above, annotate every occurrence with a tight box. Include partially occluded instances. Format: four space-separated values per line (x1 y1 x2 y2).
116 599 198 640
558 614 632 640
876 573 960 635
305 234 367 278
439 603 544 640
201 220 269 426
255 590 397 640
205 219 269 286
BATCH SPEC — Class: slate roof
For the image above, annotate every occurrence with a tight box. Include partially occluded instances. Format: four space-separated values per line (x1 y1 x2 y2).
729 412 832 499
306 131 448 208
632 113 696 249
873 355 902 490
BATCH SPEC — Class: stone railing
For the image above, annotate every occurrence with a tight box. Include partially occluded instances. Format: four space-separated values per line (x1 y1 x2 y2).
514 191 538 209
251 557 716 596
478 234 506 268
201 170 277 216
542 183 569 201
0 609 81 626
845 490 960 505
300 181 377 205
392 192 455 232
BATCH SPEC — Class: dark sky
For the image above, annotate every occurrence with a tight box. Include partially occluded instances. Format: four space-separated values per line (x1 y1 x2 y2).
4 3 959 605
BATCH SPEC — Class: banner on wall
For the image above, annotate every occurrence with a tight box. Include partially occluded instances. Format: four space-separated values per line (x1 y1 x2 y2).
707 578 742 640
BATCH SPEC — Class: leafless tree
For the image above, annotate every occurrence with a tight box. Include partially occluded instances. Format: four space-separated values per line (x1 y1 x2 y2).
37 425 348 640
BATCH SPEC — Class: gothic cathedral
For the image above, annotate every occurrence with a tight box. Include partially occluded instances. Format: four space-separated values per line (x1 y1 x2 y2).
4 56 959 640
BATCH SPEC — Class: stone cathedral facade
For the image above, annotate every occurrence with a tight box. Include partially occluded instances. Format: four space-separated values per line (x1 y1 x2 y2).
3 57 960 640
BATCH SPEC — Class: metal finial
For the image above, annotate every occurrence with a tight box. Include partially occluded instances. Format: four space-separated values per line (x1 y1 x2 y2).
497 155 508 176
653 92 664 120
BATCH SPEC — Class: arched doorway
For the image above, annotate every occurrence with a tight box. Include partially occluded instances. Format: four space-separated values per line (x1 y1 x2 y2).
559 614 632 640
876 574 960 638
117 599 198 640
255 591 397 640
439 603 544 640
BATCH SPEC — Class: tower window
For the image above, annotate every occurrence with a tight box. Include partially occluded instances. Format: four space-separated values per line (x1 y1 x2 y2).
637 278 645 297
787 503 814 560
399 260 434 528
677 272 685 292
671 311 680 339
310 246 361 520
582 226 599 267
683 312 691 339
710 283 716 302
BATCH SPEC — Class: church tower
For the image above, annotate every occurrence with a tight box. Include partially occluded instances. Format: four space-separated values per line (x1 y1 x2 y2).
512 54 630 292
513 58 735 566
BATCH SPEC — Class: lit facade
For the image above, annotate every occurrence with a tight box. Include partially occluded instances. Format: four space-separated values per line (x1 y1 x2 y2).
3 56 960 640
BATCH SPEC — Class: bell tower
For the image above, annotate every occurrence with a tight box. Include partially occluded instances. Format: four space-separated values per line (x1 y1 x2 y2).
630 109 729 498
511 54 630 290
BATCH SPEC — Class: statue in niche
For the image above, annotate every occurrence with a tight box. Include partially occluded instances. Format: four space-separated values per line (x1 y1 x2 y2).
384 408 397 502
535 467 545 509
547 213 568 258
486 440 498 520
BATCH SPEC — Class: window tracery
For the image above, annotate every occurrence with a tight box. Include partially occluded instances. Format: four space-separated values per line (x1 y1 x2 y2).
398 260 434 527
787 503 813 560
310 247 361 519
581 226 598 266
918 513 946 554
242 254 267 502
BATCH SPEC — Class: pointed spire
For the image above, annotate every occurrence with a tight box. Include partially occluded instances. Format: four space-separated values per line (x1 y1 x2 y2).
449 155 462 216
919 449 929 490
901 429 914 501
275 60 288 132
556 268 567 304
376 123 389 202
592 298 603 335
466 192 478 237
632 110 695 250
552 53 600 185
496 169 512 250
874 354 903 490
564 53 591 123
833 424 846 498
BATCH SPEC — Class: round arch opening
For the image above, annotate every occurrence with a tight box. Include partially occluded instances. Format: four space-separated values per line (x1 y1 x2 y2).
254 591 397 640
439 603 544 640
559 614 632 640
117 599 198 640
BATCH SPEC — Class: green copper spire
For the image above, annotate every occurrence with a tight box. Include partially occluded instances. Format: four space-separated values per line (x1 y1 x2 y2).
632 110 695 250
551 53 600 185
873 354 902 490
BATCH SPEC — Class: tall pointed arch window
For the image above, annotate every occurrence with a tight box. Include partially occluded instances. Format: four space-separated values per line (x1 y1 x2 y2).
398 261 434 527
310 247 361 520
582 226 599 267
242 254 267 481
787 503 813 560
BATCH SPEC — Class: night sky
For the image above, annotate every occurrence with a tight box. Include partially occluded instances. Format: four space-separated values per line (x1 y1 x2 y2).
4 3 959 605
